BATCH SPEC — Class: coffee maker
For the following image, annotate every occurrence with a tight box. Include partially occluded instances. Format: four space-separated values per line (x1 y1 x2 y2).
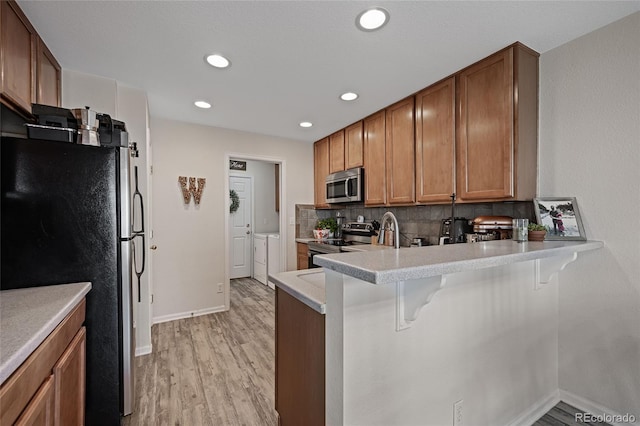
439 218 472 244
71 106 100 146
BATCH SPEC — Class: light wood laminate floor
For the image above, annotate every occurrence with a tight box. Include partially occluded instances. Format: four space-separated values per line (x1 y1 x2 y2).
122 278 277 426
122 278 607 426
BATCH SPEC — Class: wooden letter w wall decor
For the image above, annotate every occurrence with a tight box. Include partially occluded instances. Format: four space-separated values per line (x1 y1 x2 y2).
178 176 206 205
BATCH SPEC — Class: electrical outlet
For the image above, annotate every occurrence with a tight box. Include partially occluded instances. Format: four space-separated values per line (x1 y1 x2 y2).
217 283 223 293
454 400 463 426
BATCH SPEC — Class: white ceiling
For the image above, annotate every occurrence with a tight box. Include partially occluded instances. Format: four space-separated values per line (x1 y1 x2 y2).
17 1 640 143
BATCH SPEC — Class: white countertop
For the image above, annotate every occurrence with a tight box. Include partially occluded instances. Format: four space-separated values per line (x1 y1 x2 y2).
341 244 392 253
314 240 604 285
0 282 92 385
270 269 326 314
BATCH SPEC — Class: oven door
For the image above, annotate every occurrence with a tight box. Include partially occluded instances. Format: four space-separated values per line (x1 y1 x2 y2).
308 249 323 269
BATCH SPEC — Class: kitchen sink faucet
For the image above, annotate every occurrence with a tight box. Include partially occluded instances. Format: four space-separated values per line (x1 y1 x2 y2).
378 211 400 249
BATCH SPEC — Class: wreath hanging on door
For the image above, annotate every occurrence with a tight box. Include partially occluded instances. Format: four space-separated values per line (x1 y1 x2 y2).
229 189 240 213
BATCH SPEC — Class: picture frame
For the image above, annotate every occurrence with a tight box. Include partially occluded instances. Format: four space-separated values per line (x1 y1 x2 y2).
533 197 586 240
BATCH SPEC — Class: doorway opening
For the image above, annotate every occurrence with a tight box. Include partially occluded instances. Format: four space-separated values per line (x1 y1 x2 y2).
224 154 286 310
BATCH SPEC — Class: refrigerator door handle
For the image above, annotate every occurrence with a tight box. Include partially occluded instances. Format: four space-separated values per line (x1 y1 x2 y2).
132 166 144 235
132 234 145 303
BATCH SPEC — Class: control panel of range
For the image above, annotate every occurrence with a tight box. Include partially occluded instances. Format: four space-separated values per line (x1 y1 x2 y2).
341 221 379 235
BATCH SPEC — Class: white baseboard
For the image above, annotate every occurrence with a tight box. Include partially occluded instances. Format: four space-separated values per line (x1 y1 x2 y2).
506 390 560 426
152 305 227 324
135 344 152 357
559 389 639 426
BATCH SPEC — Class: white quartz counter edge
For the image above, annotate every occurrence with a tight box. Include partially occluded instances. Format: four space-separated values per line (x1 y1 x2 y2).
270 269 325 314
295 238 316 243
314 240 604 285
0 282 92 385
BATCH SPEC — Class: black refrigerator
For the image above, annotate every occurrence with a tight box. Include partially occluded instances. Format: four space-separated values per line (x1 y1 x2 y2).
1 135 143 425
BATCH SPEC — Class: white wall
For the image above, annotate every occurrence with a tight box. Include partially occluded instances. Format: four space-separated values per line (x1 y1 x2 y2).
231 159 279 234
62 69 153 355
150 118 313 322
540 12 640 418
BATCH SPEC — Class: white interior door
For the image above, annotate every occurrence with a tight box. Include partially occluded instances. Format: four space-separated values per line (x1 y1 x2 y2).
230 176 252 278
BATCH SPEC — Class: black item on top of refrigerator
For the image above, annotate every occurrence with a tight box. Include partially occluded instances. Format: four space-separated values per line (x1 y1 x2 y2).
97 113 129 148
1 133 143 425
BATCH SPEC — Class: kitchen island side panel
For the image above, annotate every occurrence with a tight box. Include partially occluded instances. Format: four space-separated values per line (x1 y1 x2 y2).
325 261 558 425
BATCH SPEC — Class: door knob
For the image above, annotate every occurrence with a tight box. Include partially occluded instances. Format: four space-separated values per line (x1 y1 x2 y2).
246 231 251 235
150 245 158 250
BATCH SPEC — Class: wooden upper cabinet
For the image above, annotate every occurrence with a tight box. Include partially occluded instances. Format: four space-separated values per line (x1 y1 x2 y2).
456 44 538 201
314 138 330 208
363 111 386 206
415 77 456 204
345 121 363 169
36 38 61 107
1 0 36 113
328 130 345 173
1 0 62 115
385 97 415 205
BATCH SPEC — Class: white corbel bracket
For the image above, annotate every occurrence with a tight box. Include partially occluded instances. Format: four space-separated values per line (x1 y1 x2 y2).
535 252 578 289
396 275 446 331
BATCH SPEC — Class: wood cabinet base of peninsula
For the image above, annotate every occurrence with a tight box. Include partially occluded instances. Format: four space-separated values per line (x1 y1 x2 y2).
275 288 325 426
0 299 86 426
296 242 309 270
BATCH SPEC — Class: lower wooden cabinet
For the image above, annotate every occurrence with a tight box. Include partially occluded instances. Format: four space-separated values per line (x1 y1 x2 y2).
0 299 86 426
296 242 308 270
53 328 86 426
14 375 54 426
275 288 325 426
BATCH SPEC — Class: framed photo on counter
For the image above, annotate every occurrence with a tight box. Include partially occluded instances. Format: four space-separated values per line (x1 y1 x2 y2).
533 197 586 240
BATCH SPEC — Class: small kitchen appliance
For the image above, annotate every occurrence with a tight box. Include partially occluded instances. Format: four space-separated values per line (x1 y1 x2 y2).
439 218 472 244
468 216 514 241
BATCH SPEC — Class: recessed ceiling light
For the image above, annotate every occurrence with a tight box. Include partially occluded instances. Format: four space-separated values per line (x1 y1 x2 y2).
356 7 389 31
194 100 211 109
205 54 230 68
299 121 313 128
340 92 359 101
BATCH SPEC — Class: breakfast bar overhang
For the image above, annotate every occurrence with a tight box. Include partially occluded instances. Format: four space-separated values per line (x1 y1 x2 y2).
316 240 603 425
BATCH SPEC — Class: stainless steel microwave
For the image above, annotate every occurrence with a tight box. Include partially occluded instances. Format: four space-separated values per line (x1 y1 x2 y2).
326 167 363 204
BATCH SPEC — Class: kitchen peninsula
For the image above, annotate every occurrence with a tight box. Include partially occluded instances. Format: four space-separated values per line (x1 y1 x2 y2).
273 239 603 425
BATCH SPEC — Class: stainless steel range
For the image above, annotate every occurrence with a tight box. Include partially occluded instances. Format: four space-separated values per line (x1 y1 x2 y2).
307 221 379 268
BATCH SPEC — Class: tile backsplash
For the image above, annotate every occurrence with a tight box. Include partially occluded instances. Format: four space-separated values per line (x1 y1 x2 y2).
296 202 535 246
